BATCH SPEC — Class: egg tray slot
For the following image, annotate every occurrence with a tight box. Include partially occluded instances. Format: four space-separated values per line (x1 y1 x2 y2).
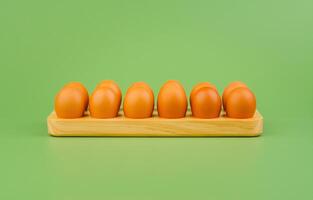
47 109 263 137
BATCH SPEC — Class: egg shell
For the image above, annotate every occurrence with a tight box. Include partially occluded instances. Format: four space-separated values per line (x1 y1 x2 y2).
64 82 89 110
222 81 247 111
55 87 85 118
129 82 154 99
123 85 154 119
96 80 122 107
130 82 152 90
190 87 221 118
226 87 256 118
89 87 120 118
190 82 217 104
157 80 187 118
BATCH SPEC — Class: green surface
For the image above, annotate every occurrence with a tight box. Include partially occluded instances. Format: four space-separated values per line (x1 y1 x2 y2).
1 0 313 199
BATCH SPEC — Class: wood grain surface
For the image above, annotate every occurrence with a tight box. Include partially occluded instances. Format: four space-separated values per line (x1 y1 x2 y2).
47 110 263 137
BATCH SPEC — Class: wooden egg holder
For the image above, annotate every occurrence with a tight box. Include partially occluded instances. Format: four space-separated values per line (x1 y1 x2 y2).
47 109 263 137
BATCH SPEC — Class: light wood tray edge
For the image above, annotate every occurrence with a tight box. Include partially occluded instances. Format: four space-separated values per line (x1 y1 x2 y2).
47 110 263 137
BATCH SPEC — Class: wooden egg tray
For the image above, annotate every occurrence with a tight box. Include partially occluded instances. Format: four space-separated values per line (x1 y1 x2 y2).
47 109 263 137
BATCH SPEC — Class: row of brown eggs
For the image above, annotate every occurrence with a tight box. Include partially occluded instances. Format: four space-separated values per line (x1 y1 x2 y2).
54 80 256 119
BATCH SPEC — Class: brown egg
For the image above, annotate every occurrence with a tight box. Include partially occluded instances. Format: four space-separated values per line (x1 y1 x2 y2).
157 80 187 118
89 87 120 118
55 87 85 118
96 80 122 108
131 82 152 91
97 80 122 97
190 87 221 118
64 82 89 110
190 82 217 104
130 82 154 99
222 81 247 111
226 87 256 118
123 82 154 118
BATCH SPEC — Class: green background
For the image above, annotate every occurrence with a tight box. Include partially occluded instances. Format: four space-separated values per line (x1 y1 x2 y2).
1 0 312 199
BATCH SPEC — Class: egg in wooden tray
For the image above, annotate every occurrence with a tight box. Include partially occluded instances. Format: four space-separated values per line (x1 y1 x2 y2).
48 80 263 137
